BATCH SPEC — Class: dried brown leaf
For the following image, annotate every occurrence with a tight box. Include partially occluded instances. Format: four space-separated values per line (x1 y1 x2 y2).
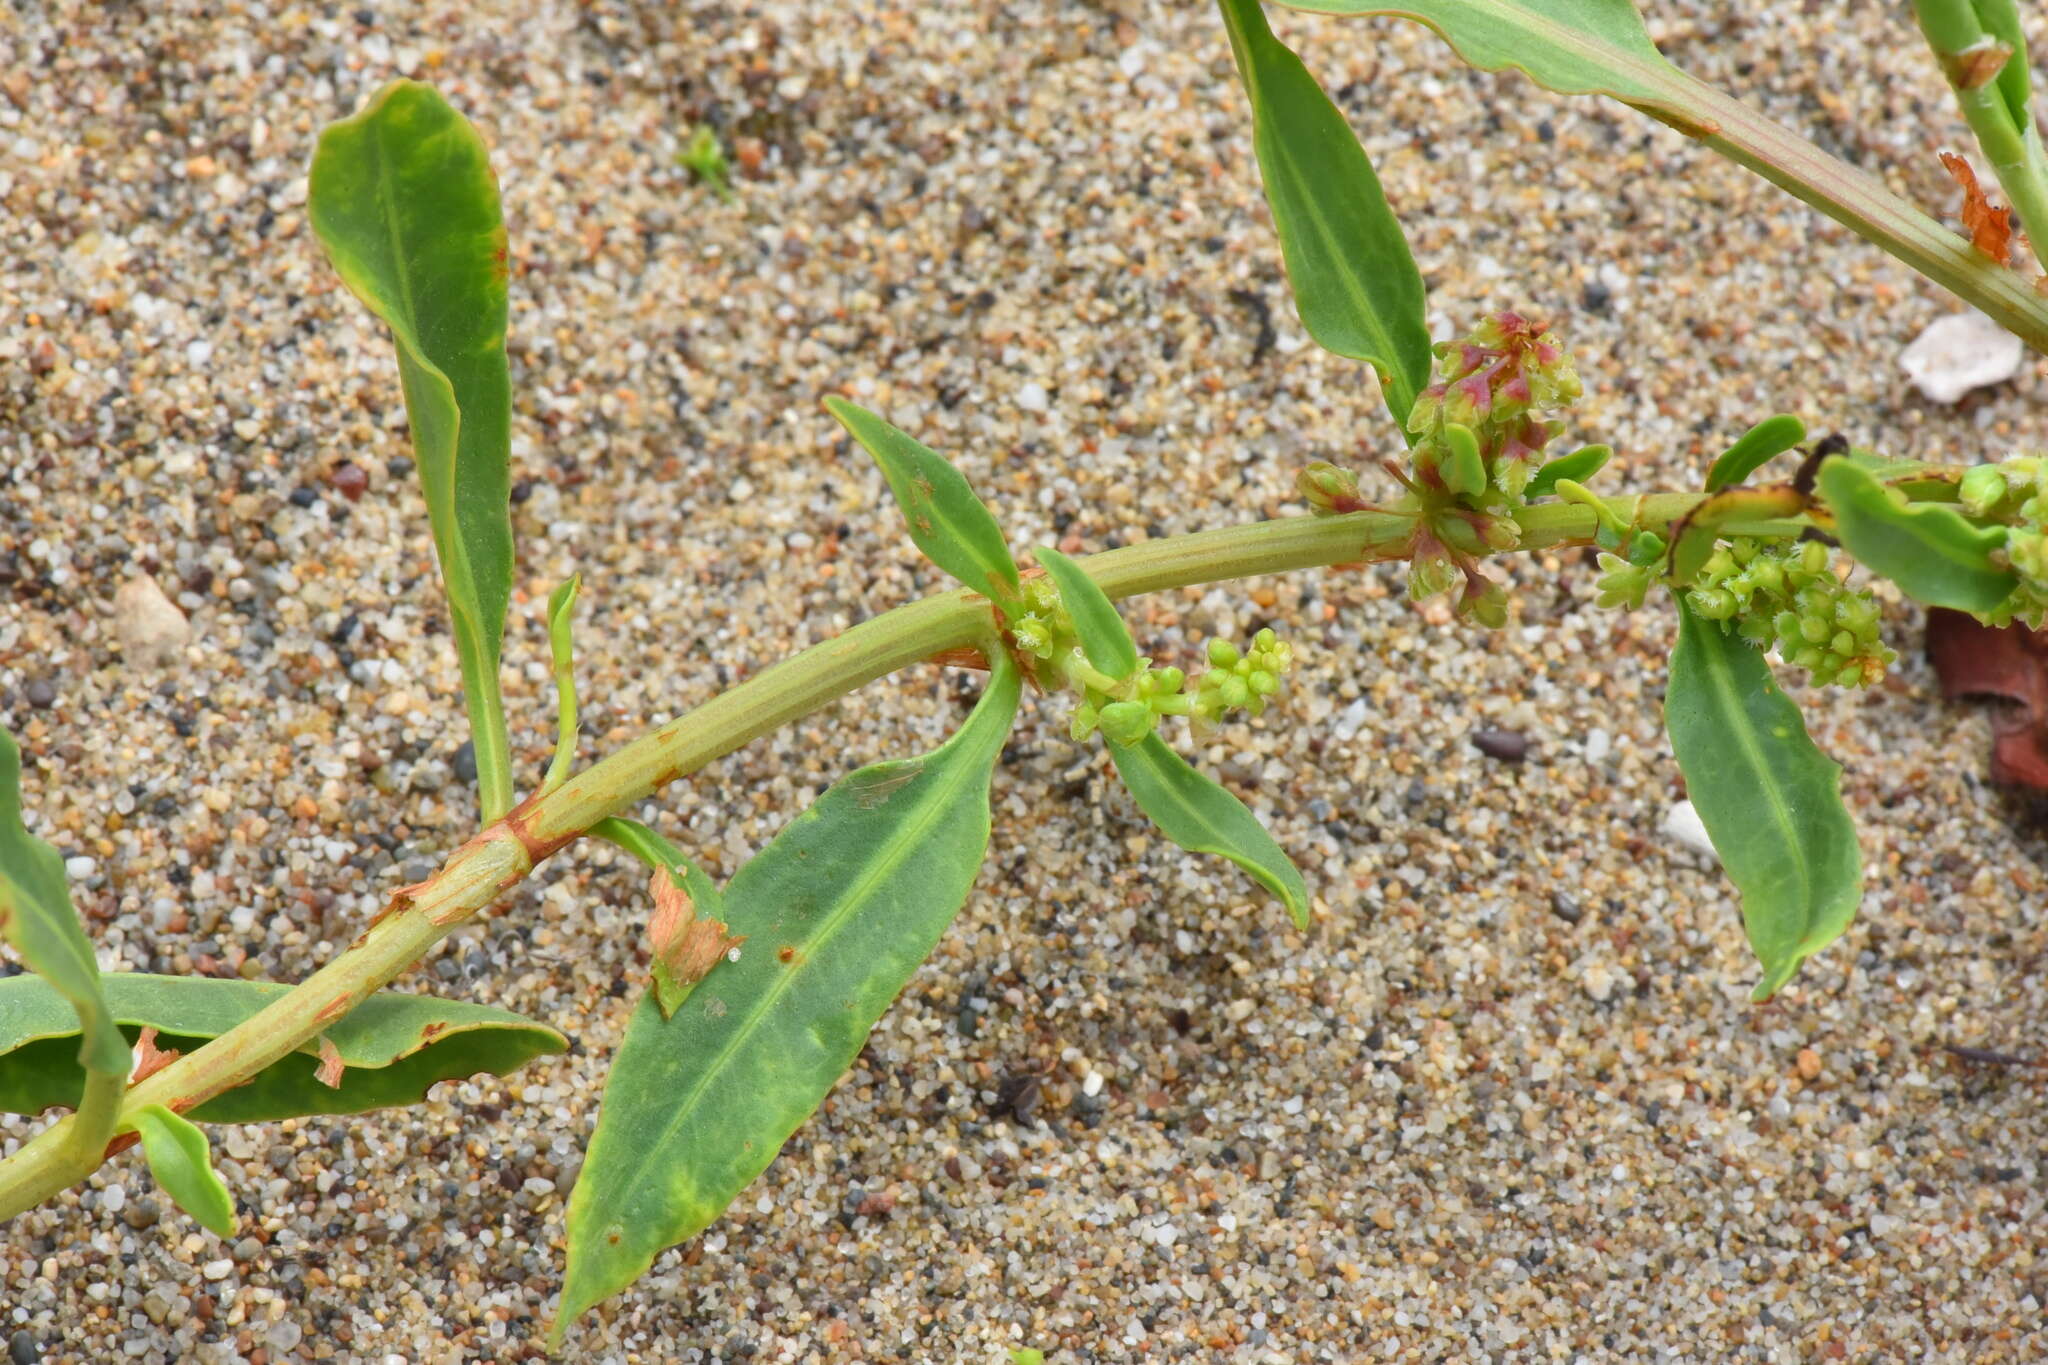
647 870 745 1017
315 1034 344 1089
1941 151 2015 262
130 1026 180 1084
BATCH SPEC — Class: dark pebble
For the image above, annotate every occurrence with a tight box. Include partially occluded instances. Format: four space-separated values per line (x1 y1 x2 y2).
451 740 478 784
1550 891 1584 925
385 456 414 478
24 678 56 709
1471 728 1529 763
9 1330 40 1365
328 462 369 502
1582 280 1612 313
288 486 318 509
122 1196 160 1230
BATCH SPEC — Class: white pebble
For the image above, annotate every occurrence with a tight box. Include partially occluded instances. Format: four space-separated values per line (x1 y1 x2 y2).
1901 310 2025 403
1583 728 1612 764
1662 800 1718 860
202 1259 233 1281
65 856 98 879
1016 382 1049 413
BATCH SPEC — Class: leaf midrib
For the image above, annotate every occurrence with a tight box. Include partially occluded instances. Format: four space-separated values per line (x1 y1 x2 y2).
1688 617 1813 942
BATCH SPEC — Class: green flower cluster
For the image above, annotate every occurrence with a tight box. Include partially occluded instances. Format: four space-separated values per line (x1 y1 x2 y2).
1066 631 1295 745
1686 538 1892 688
1191 629 1293 725
1960 457 2048 628
1012 576 1296 744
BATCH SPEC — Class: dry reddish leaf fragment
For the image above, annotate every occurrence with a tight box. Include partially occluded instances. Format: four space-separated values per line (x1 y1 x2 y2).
130 1027 180 1084
647 870 745 1018
1941 151 2015 262
315 1035 345 1088
1926 608 2048 789
1951 38 2015 90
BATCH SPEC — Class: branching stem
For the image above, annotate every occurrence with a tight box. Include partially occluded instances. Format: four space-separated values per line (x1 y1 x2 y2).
0 484 1862 1218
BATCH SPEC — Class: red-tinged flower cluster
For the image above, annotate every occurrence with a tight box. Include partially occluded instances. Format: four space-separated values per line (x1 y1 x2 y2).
1408 311 1582 500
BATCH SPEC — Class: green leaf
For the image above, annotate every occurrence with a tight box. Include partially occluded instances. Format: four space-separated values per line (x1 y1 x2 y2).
310 81 517 818
557 657 1024 1339
826 398 1022 605
1107 733 1310 929
0 730 125 1080
544 574 582 791
1034 547 1140 681
0 974 565 1122
1817 457 2017 611
1291 0 1680 101
1664 600 1862 999
125 1105 236 1238
1704 414 1805 492
1525 444 1612 500
1441 423 1487 496
1975 0 2032 133
1217 0 1431 429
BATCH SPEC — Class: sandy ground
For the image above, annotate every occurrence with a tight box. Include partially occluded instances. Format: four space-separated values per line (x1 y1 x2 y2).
5 0 2048 1360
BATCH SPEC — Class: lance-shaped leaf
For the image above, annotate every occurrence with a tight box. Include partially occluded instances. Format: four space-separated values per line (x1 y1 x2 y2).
1816 458 2017 612
310 81 518 817
125 1105 236 1238
0 974 566 1122
1277 0 2048 355
0 730 126 1082
556 657 1024 1340
1525 444 1612 500
1705 415 1805 492
1664 600 1862 999
1035 546 1139 680
1218 0 1432 429
826 398 1022 607
1108 734 1311 929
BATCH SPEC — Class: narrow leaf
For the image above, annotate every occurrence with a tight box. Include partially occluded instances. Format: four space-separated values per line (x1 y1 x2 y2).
1705 414 1805 492
1526 444 1612 499
826 398 1022 604
1217 0 1432 428
1034 547 1139 680
558 658 1024 1338
0 730 125 1079
1817 457 2017 611
1665 600 1862 999
310 81 516 815
544 574 582 791
127 1105 236 1238
0 974 565 1122
1108 733 1311 928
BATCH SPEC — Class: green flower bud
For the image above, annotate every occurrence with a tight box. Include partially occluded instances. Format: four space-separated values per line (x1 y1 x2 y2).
1098 701 1154 746
1960 464 2009 517
1069 702 1099 743
1298 461 1364 515
1207 638 1240 668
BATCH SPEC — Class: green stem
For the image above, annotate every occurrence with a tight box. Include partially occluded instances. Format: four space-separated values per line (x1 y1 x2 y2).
0 487 1859 1219
1644 74 2048 354
1910 0 2048 271
454 628 516 824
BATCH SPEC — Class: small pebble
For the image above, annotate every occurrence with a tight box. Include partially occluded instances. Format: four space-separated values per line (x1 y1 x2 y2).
112 574 190 668
328 461 369 502
9 1330 40 1365
23 678 56 709
1470 728 1529 762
